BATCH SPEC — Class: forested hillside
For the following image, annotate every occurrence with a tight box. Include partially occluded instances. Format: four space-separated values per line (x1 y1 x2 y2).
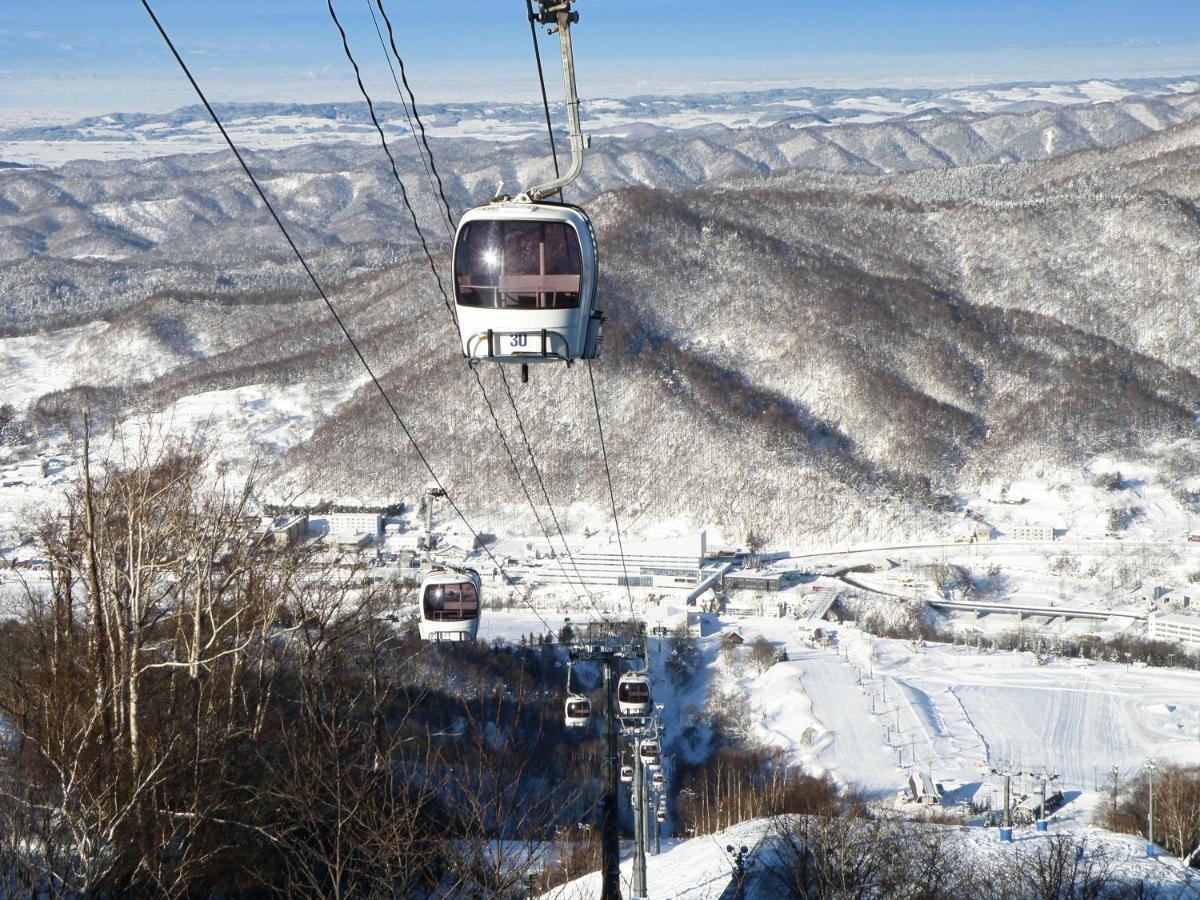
6 95 1200 543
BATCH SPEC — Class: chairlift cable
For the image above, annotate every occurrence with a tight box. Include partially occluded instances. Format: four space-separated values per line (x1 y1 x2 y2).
328 0 457 325
139 0 552 635
335 0 599 611
330 0 602 627
473 366 610 623
364 0 452 235
370 0 457 228
525 0 564 202
587 359 635 617
498 365 597 604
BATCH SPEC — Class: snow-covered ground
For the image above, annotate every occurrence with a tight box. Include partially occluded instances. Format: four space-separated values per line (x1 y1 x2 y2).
5 461 1200 896
531 606 1200 896
0 322 106 405
480 602 1200 894
544 815 1200 899
708 616 1200 804
543 818 769 900
112 379 370 467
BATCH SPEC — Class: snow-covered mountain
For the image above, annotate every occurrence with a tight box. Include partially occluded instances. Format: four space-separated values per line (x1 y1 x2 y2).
4 74 1199 162
4 83 1200 546
6 84 1200 334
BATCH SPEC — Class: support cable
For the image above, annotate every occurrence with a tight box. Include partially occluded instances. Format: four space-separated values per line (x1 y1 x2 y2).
498 366 595 601
364 0 453 235
525 0 564 202
473 367 608 622
139 0 551 635
586 360 635 616
371 0 456 227
327 0 456 324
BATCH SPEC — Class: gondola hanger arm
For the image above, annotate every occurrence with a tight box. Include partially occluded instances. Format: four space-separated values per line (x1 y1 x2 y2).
519 0 586 202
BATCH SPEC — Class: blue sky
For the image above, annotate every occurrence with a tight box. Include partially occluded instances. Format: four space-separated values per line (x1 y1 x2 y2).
4 1 1200 118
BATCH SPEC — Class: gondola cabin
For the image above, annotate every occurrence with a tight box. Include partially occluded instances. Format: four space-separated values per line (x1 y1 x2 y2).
651 770 665 788
638 739 660 765
656 809 666 823
418 569 482 642
620 765 634 783
617 671 651 717
564 694 592 727
453 202 602 364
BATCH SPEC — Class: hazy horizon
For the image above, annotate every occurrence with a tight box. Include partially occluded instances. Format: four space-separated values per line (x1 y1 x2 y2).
4 1 1200 120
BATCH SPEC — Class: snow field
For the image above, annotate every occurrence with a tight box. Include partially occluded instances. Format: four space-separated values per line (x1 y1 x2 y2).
543 818 769 900
114 380 367 460
546 815 1200 899
723 616 1200 815
0 322 105 407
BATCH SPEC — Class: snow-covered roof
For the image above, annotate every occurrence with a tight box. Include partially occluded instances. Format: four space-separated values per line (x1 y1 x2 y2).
1151 612 1200 626
582 530 706 562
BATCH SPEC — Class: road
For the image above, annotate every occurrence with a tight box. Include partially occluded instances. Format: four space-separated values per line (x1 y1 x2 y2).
788 537 1198 561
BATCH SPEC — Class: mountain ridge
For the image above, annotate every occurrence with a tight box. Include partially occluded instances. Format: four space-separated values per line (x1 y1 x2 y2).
4 92 1200 543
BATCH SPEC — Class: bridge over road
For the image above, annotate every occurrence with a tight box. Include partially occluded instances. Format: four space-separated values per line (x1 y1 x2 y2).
925 599 1146 623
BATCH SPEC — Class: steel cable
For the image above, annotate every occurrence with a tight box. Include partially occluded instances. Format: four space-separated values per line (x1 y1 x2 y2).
140 0 553 635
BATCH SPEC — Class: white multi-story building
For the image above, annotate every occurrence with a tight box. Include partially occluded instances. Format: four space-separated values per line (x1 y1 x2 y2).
324 512 382 537
1148 612 1200 645
1009 525 1055 541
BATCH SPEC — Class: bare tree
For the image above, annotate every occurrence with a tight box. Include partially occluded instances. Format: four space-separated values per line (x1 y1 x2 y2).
0 425 436 895
1015 833 1115 900
1101 763 1200 863
440 681 585 897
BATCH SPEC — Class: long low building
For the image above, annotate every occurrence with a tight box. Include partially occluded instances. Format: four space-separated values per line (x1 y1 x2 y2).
534 532 706 588
1148 612 1200 645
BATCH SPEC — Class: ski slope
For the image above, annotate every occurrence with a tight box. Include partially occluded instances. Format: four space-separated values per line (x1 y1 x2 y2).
726 617 1200 805
772 651 900 797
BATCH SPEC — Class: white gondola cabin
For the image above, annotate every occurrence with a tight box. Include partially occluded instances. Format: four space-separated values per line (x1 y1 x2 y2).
451 0 600 370
564 694 592 728
656 809 666 822
651 770 665 788
453 201 602 365
617 671 652 718
418 569 481 642
620 765 634 783
638 739 660 765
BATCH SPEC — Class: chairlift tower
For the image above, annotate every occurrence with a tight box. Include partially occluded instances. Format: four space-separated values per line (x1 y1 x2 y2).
1034 769 1059 827
624 714 659 897
989 764 1016 840
1145 758 1157 857
632 736 647 898
568 637 647 900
